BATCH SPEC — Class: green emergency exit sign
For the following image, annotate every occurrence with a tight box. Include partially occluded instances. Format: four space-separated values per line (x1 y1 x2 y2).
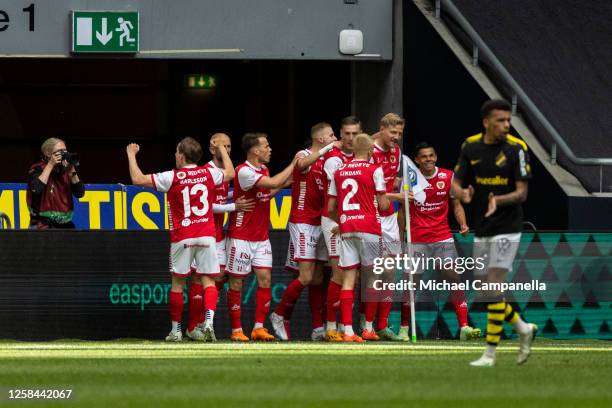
184 74 218 89
71 11 139 53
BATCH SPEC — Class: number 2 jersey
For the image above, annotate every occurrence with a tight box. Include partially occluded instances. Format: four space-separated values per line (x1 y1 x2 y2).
322 147 354 219
152 164 224 243
328 159 386 235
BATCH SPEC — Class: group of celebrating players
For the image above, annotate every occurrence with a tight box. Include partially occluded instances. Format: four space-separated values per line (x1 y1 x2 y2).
126 99 538 366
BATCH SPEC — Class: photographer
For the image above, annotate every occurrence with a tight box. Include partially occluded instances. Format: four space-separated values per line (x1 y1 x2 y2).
26 138 84 229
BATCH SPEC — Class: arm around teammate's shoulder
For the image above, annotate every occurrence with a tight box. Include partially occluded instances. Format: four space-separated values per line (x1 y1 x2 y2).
255 157 297 189
295 141 339 172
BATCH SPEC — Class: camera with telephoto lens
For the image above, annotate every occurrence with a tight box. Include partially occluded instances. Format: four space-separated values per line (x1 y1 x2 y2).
60 151 80 167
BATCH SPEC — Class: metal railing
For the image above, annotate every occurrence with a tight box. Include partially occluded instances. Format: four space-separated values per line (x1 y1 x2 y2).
434 0 612 192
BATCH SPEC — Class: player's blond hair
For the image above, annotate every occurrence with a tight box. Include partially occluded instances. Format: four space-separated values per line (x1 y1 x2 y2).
380 113 405 128
353 133 373 154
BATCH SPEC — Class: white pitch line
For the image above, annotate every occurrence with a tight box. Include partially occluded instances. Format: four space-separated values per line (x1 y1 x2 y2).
1 344 611 353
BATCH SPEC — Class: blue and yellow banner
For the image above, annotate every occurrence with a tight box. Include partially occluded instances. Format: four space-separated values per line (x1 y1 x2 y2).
0 183 292 230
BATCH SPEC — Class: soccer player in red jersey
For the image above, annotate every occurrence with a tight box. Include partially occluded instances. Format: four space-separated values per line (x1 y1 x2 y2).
397 142 481 341
320 116 358 341
328 133 390 342
126 137 234 342
366 113 405 341
183 133 254 339
270 123 337 341
225 133 296 341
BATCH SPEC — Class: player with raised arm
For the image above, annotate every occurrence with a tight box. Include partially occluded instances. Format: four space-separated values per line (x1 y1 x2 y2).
126 137 234 342
225 133 296 341
186 133 255 339
328 133 390 342
321 116 358 341
396 142 481 341
452 99 536 366
270 123 338 341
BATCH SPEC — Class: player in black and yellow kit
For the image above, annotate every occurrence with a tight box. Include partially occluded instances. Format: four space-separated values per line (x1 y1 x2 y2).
452 99 537 367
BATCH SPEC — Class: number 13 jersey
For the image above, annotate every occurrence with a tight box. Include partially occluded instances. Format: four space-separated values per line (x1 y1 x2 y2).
152 164 224 243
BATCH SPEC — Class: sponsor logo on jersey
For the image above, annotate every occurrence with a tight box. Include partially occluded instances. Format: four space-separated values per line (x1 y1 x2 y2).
390 155 397 163
340 214 347 224
470 159 480 166
438 172 447 179
495 152 507 167
436 181 445 189
183 243 210 249
475 176 509 185
176 171 187 180
181 218 191 227
256 191 271 201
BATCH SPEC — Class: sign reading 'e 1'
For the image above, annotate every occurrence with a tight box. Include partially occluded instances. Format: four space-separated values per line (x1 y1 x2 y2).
71 11 139 53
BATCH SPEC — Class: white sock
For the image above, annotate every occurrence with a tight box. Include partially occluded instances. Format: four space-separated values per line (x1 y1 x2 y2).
400 325 409 331
365 321 373 331
338 323 345 332
513 317 530 335
205 310 215 325
254 322 264 329
172 321 180 332
326 321 337 331
344 325 354 336
485 344 497 358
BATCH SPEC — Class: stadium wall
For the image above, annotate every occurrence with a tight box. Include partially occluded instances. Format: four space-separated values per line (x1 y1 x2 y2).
0 230 609 341
0 0 392 60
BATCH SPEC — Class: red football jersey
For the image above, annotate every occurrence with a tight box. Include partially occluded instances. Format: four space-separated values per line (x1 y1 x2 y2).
228 161 271 242
205 161 230 241
289 149 326 226
370 142 401 217
328 159 386 235
409 167 454 243
321 147 354 218
152 164 223 243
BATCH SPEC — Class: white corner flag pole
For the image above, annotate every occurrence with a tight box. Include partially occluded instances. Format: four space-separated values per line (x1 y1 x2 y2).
400 152 417 344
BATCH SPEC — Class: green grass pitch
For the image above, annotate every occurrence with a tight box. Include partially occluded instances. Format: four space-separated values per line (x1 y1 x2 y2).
1 340 611 407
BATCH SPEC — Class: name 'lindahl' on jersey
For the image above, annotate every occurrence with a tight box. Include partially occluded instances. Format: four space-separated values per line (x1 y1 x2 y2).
372 279 547 292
